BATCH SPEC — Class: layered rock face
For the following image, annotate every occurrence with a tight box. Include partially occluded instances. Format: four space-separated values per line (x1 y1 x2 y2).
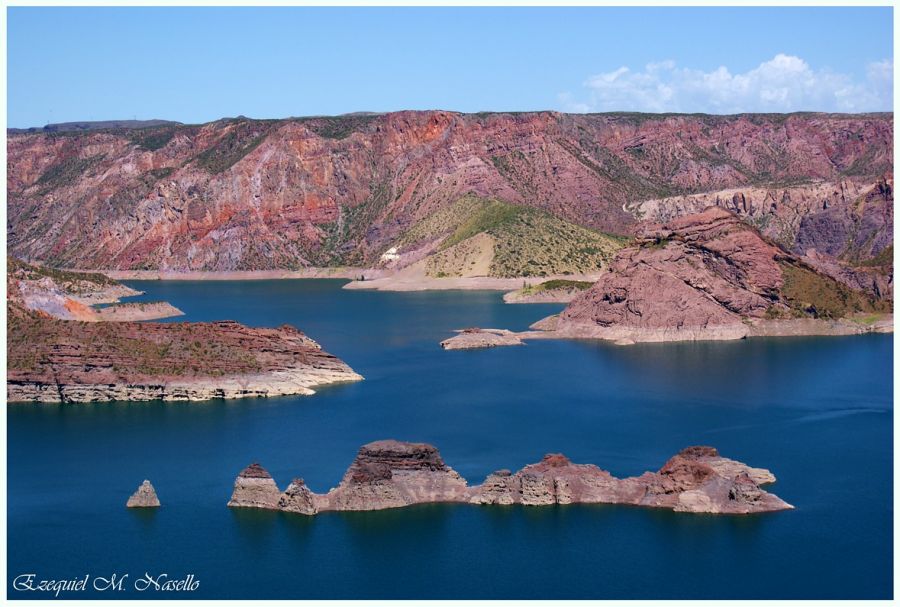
8 111 891 271
126 480 160 508
227 464 283 509
7 315 363 403
554 207 889 343
317 441 471 511
227 441 792 515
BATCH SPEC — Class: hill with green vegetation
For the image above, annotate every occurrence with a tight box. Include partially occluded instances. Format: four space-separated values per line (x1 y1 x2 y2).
401 196 627 278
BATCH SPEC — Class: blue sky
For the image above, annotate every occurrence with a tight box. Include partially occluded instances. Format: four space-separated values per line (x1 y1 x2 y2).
7 6 893 127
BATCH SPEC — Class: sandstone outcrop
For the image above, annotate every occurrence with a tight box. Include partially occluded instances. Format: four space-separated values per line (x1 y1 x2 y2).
8 112 890 272
228 441 792 516
553 208 890 343
126 480 160 508
440 328 524 350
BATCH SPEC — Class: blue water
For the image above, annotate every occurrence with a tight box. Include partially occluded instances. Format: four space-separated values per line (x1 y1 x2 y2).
7 280 893 599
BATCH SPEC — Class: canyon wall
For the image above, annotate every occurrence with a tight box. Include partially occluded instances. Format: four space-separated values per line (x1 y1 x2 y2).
8 111 892 271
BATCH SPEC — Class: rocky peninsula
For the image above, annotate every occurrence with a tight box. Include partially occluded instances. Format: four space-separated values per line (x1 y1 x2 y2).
228 440 792 515
443 208 892 347
7 260 363 403
550 208 891 343
11 258 183 322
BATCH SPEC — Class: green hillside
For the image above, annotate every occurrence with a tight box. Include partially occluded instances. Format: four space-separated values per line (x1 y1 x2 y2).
402 196 627 278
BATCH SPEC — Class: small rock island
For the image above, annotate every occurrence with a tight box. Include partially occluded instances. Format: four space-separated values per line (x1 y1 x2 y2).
126 480 161 508
228 440 792 515
440 328 524 350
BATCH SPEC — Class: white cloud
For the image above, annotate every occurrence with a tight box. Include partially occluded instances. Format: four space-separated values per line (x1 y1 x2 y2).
559 54 893 114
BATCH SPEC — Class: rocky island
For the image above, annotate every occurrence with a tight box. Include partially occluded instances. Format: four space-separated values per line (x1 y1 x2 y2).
126 480 161 508
440 328 524 350
7 260 363 403
228 440 792 515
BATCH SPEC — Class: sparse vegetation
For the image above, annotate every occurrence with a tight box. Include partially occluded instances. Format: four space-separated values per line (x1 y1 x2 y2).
302 114 378 139
128 127 177 151
858 245 893 268
517 279 594 296
34 153 105 192
778 261 891 319
404 196 625 278
8 256 116 288
194 120 275 174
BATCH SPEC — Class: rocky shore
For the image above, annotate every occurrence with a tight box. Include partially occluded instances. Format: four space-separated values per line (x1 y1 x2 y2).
228 440 792 515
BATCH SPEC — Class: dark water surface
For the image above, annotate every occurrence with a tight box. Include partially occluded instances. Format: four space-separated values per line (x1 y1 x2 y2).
7 280 893 599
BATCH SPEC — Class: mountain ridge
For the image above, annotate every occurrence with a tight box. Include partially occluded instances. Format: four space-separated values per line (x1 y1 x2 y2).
8 110 893 274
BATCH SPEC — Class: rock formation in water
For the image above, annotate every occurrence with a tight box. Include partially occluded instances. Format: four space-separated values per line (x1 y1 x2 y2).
227 440 793 515
551 207 891 343
126 480 161 508
7 261 363 403
227 463 283 509
440 328 524 350
317 441 471 511
8 112 891 274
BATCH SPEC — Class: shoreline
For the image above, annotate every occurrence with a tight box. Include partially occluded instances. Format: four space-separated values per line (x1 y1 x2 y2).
66 266 605 293
87 267 382 281
440 314 894 349
8 366 364 404
343 272 606 292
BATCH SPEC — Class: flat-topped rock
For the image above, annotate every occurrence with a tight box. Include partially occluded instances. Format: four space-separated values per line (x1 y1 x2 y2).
440 328 524 350
227 463 282 509
228 441 792 516
126 480 160 508
317 440 470 511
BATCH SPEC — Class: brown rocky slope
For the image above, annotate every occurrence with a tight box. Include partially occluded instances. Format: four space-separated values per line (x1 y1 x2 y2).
8 111 891 272
547 207 891 343
227 440 792 515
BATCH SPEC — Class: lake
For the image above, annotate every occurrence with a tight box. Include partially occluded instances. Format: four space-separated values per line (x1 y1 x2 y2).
7 279 893 599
